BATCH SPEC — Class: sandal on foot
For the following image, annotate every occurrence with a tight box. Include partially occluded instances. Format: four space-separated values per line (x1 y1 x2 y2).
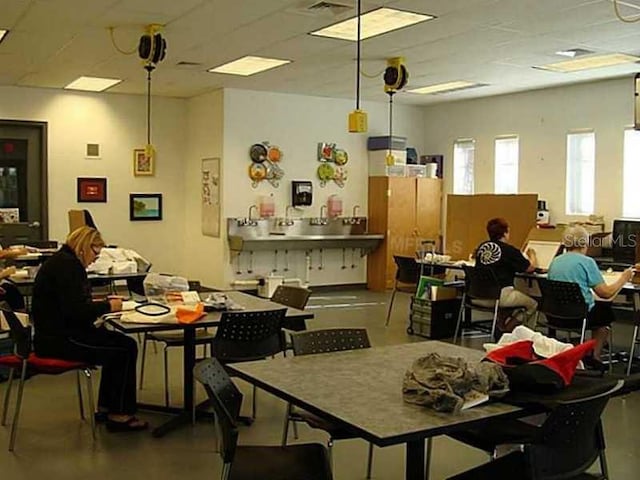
94 411 108 423
106 417 149 432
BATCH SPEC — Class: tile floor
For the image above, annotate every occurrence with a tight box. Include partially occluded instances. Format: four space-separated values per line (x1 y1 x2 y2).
1 288 639 479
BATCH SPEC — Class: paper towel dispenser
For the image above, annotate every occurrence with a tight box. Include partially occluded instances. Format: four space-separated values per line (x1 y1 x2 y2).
292 181 313 207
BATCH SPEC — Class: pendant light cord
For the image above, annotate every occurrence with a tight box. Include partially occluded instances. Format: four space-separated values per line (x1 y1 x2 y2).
145 65 154 146
356 0 361 110
388 91 395 143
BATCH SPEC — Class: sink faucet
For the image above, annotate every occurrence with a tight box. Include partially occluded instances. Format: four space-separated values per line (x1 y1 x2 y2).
248 205 258 220
286 205 296 220
320 205 328 219
352 205 361 217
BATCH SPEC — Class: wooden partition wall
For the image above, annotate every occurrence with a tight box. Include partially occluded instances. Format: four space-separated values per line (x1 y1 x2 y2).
445 194 538 260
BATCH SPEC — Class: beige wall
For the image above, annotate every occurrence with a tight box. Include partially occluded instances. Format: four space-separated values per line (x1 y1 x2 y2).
0 85 187 274
422 77 632 228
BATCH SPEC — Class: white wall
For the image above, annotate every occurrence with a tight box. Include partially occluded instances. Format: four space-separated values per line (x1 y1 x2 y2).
184 89 225 288
221 88 425 287
422 77 632 227
0 85 188 274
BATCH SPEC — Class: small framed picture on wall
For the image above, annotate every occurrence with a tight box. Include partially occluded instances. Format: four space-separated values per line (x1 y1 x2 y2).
129 193 163 221
77 177 107 203
133 148 154 176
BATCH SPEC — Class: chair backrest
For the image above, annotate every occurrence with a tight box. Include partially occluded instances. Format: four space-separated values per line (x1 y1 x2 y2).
393 255 421 285
538 279 588 323
193 358 242 465
0 307 31 359
462 264 501 301
526 380 623 479
213 308 287 362
271 285 311 310
291 328 371 356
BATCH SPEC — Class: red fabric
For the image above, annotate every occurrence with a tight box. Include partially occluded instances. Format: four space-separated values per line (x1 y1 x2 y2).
485 339 596 386
0 354 89 374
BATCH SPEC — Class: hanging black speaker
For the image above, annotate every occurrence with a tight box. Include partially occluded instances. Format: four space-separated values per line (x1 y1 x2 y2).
138 32 166 65
383 57 408 93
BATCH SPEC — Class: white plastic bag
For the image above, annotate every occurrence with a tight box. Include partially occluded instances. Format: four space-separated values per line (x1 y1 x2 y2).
143 273 189 303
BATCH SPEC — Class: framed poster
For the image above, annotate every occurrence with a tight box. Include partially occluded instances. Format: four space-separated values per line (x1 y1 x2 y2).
201 158 220 237
129 193 162 221
133 148 154 176
77 177 107 203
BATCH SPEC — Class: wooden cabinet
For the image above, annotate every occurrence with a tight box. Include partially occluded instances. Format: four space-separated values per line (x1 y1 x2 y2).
367 177 442 291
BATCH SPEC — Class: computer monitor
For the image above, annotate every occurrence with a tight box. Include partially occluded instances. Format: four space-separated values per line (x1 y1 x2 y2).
612 219 640 264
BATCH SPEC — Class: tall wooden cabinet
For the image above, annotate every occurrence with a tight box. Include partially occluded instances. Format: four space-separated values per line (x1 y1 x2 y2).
367 177 442 291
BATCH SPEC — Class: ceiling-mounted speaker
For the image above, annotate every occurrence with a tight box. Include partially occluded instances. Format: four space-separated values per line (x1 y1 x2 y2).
138 32 166 65
384 57 408 93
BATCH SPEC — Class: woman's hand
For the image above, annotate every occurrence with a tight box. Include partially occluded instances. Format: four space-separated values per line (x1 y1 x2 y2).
108 297 123 312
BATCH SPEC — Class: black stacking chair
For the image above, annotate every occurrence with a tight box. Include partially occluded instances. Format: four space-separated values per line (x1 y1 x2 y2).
385 255 422 326
194 358 333 480
453 265 503 343
0 308 96 451
282 328 375 479
212 308 286 419
538 279 589 343
447 380 623 480
537 279 613 372
271 285 312 353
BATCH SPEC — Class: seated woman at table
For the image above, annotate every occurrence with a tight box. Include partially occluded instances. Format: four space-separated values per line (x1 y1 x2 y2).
548 225 633 367
32 226 147 432
474 217 539 333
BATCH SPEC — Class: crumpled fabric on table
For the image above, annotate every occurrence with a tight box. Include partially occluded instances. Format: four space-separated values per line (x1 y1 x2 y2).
402 353 509 413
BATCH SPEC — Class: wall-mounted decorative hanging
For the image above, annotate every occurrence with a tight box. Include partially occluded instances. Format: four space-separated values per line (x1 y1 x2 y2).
201 157 220 237
316 142 349 187
133 148 154 176
129 193 162 221
77 177 107 203
248 141 284 188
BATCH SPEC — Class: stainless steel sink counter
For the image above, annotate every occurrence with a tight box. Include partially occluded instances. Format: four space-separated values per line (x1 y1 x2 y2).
227 217 384 253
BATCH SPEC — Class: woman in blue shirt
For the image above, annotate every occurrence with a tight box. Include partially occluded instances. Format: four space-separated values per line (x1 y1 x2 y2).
548 226 633 363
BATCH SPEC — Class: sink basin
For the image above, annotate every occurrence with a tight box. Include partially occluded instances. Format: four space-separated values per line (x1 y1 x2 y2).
227 217 384 253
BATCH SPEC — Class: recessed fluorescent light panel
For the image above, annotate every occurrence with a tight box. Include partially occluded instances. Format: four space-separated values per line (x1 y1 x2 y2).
64 76 122 92
0 29 8 44
208 56 291 76
407 81 485 95
536 53 640 73
310 7 435 41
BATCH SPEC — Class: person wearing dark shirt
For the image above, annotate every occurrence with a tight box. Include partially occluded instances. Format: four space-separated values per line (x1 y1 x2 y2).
32 226 147 432
474 218 538 331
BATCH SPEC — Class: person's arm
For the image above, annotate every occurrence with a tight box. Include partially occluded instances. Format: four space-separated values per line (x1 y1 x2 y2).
55 259 111 328
593 267 633 299
524 248 538 273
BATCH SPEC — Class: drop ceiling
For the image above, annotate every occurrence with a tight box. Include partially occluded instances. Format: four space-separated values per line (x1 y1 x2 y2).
2 0 640 105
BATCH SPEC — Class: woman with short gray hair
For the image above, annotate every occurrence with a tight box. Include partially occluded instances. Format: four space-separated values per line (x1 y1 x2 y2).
548 225 633 369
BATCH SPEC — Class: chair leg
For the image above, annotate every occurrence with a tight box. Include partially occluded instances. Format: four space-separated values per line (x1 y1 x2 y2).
84 369 96 441
76 370 85 420
8 361 28 452
251 385 257 419
366 443 374 479
490 301 499 340
292 418 299 439
281 403 291 446
628 325 639 376
385 287 398 326
608 327 614 374
1 367 15 426
327 438 334 472
425 437 433 480
221 462 231 480
580 318 587 344
139 332 148 389
597 422 610 479
163 345 170 407
454 294 466 344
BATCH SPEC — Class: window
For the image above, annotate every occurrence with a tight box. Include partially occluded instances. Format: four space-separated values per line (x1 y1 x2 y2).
453 139 475 194
494 136 519 194
565 131 595 215
623 129 640 217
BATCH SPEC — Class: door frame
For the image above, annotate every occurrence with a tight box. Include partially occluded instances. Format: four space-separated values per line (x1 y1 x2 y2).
0 119 48 239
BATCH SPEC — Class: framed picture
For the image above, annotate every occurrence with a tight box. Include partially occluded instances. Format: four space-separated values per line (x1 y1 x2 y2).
129 193 162 221
77 177 107 203
133 148 154 176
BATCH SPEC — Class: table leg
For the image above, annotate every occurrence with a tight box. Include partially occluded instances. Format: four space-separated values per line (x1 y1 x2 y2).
151 327 197 438
406 439 426 480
